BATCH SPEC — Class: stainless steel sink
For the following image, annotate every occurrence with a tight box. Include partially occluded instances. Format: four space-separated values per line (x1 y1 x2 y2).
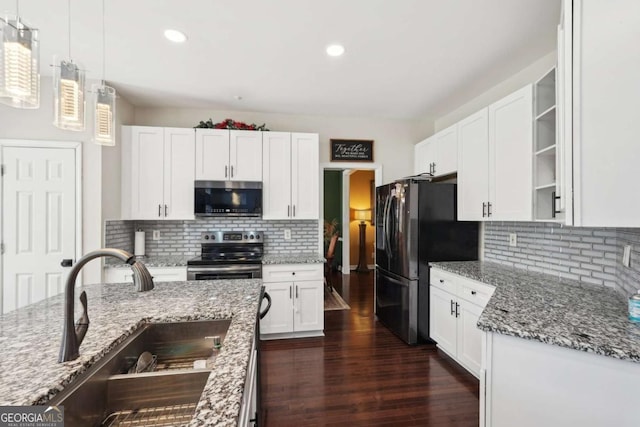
50 319 231 427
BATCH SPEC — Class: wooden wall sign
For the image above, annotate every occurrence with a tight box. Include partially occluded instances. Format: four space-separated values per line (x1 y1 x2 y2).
330 139 374 162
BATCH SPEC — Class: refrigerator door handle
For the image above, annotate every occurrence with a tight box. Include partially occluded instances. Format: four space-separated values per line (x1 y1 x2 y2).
382 194 390 256
384 194 394 259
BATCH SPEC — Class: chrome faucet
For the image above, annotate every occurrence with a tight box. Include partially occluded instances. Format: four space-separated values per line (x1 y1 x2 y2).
59 248 154 363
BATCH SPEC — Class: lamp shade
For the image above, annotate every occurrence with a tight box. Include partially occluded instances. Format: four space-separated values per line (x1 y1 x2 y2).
355 209 371 222
53 57 85 131
0 15 39 109
92 83 116 146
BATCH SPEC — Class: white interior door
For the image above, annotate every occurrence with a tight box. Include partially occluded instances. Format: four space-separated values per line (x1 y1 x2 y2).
2 146 76 314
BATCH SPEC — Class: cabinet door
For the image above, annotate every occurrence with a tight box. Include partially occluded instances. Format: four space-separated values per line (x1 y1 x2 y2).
489 85 533 221
130 127 165 220
572 0 640 226
291 133 319 219
262 132 292 220
294 280 324 332
260 282 294 335
429 285 457 357
456 300 484 377
434 124 458 176
164 128 195 220
457 109 489 221
414 137 435 175
195 129 230 180
230 130 263 181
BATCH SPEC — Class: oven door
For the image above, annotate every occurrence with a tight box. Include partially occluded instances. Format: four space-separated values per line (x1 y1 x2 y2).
187 264 262 280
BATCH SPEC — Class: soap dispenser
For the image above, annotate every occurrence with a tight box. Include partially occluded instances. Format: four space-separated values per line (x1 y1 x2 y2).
629 290 640 323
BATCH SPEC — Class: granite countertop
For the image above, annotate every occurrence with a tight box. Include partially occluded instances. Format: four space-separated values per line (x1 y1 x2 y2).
104 255 190 268
0 279 262 426
262 253 325 264
430 261 640 363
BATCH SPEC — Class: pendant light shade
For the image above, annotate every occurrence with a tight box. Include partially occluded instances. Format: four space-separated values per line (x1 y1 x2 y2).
92 83 115 145
92 0 116 146
0 14 40 109
53 57 85 131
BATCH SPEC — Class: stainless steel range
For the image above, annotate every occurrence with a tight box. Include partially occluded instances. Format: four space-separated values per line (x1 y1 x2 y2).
187 231 263 280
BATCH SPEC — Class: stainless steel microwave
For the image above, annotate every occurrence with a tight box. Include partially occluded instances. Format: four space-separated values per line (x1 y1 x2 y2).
194 181 262 217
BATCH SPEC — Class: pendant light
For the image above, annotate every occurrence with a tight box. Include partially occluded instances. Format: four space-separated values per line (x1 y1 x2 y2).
53 0 85 131
0 0 40 109
92 0 116 146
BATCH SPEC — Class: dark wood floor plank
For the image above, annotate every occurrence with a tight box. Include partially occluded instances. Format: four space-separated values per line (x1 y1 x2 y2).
260 272 479 426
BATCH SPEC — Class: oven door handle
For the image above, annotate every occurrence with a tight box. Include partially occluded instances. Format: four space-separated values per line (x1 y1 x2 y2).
259 292 272 319
187 265 262 273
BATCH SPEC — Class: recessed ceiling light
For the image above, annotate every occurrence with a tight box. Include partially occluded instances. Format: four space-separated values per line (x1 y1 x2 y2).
164 29 187 43
326 44 345 57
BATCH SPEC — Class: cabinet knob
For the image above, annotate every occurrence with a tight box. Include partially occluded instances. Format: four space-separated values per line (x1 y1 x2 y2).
292 272 296 275
439 279 444 283
471 290 477 295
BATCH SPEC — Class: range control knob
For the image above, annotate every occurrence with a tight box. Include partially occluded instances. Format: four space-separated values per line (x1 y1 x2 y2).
256 235 260 239
204 235 209 240
211 235 216 240
244 234 248 239
249 234 254 240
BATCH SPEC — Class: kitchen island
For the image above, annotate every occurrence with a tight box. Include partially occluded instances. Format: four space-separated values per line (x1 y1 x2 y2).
0 279 262 427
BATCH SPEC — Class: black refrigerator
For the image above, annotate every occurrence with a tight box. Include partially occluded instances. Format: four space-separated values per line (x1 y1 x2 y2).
375 179 478 344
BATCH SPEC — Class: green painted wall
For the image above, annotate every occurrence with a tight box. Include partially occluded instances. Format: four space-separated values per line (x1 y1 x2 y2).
323 171 342 268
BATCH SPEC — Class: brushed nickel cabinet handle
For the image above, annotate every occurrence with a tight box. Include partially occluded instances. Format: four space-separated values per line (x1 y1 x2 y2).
158 204 161 217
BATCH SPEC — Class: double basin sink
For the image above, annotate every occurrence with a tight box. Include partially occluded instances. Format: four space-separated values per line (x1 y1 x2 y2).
50 319 231 427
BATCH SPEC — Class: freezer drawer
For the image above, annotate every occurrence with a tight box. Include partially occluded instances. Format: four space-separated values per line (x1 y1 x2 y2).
375 267 418 344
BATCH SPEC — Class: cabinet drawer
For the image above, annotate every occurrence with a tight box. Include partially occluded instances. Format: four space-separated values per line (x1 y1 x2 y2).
456 277 495 308
430 267 458 293
262 264 323 283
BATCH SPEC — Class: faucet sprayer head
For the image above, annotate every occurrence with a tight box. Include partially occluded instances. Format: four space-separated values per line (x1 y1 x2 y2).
131 260 155 292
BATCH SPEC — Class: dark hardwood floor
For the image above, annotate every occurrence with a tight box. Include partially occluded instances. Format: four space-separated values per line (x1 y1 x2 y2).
260 272 480 426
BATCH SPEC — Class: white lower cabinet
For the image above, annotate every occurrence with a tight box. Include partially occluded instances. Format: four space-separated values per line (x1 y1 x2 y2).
103 266 187 284
429 267 494 378
260 264 324 338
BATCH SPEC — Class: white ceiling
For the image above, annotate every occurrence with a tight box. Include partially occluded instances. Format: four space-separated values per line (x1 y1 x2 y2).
3 0 560 120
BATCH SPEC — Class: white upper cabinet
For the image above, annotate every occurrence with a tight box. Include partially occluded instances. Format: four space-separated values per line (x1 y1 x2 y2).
488 85 533 221
291 133 319 219
262 132 292 219
433 124 458 176
414 136 436 175
122 126 195 220
567 0 640 226
262 132 319 220
195 129 229 180
458 85 533 221
195 129 262 181
230 130 263 181
413 125 458 177
458 109 490 221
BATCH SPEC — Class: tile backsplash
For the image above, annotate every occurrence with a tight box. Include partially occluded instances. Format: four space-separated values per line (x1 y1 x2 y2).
105 218 319 258
484 222 640 296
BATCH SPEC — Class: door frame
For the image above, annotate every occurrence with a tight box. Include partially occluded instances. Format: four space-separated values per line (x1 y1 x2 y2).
0 139 83 312
319 162 382 274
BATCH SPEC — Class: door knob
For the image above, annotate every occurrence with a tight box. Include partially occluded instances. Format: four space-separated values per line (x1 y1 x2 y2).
61 259 73 267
